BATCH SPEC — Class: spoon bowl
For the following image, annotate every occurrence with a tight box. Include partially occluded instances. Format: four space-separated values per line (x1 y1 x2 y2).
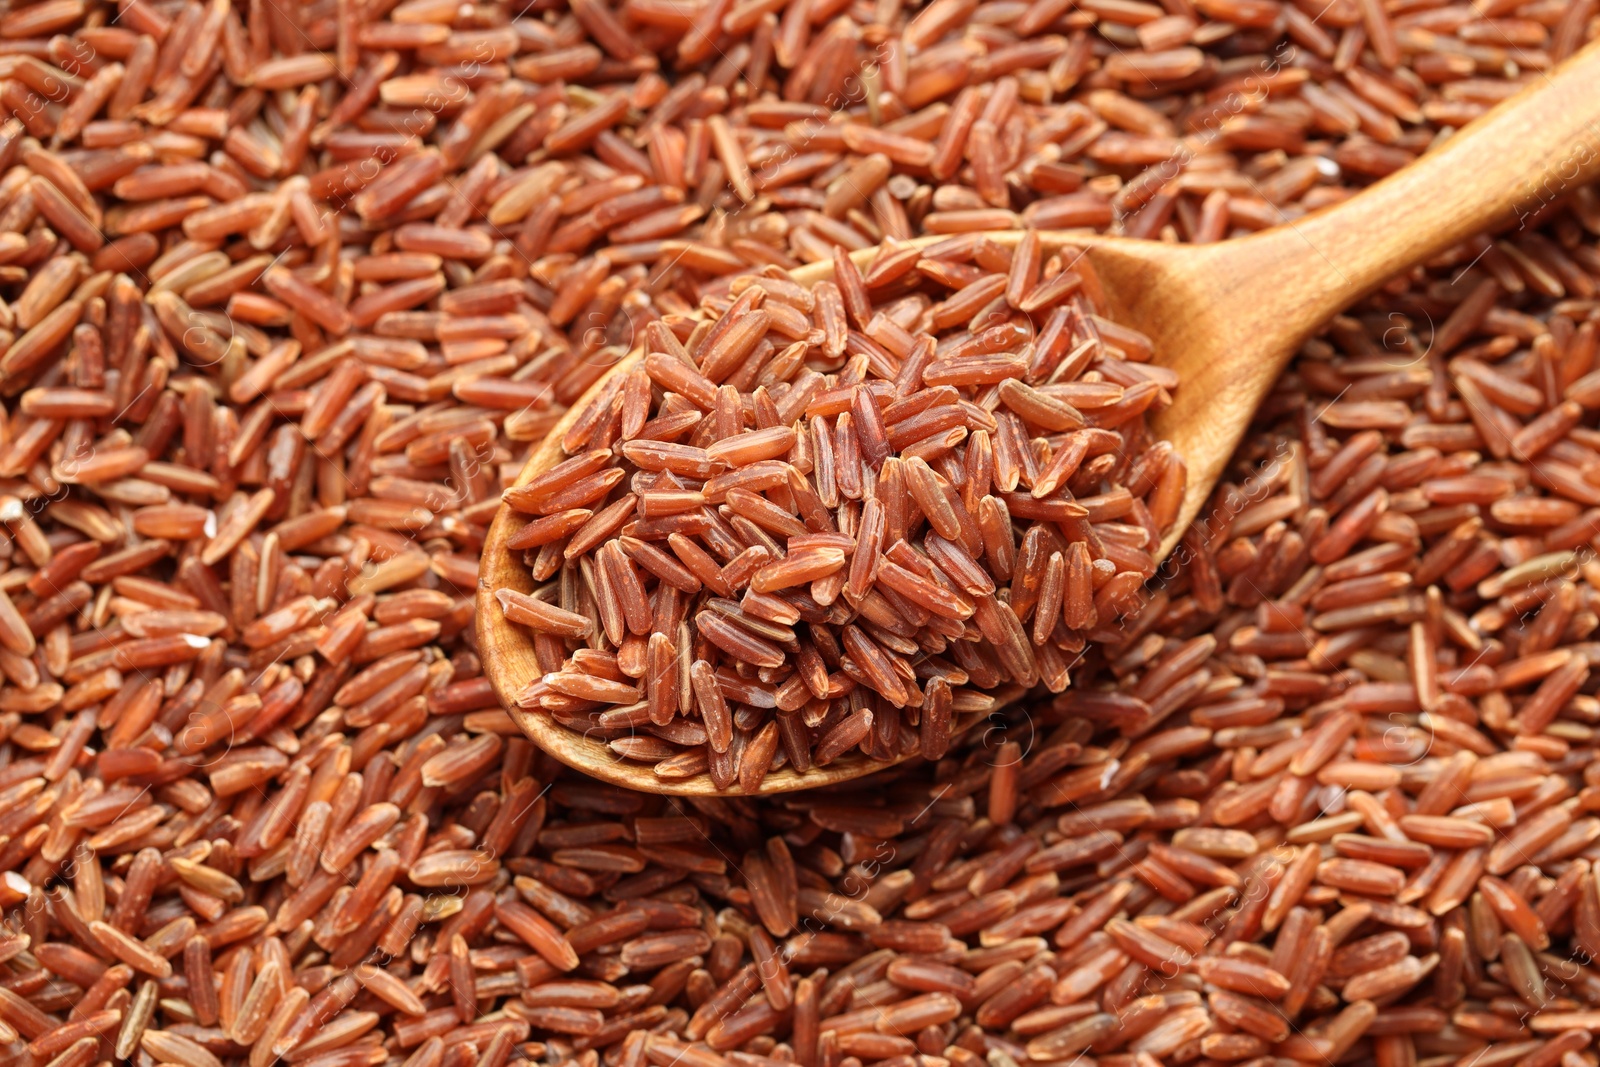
478 236 1034 795
479 40 1600 794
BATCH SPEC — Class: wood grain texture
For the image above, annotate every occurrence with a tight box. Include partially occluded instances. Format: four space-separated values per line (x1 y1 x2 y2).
480 39 1600 793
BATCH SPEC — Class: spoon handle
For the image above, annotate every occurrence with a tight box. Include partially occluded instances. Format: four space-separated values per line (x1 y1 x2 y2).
1223 36 1600 323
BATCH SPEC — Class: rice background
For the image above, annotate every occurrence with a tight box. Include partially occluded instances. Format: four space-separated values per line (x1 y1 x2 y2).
0 0 1597 1064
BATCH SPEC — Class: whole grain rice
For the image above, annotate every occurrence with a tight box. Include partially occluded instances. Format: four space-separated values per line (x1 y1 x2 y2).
0 0 1594 1064
495 233 1184 787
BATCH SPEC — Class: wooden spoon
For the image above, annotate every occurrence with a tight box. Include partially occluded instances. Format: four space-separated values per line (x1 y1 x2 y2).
479 40 1600 794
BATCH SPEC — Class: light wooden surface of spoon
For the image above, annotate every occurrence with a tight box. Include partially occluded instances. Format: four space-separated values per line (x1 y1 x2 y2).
479 39 1600 795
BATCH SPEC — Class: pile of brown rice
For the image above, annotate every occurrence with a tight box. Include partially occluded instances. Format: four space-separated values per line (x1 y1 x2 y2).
496 232 1184 788
0 0 1599 1063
